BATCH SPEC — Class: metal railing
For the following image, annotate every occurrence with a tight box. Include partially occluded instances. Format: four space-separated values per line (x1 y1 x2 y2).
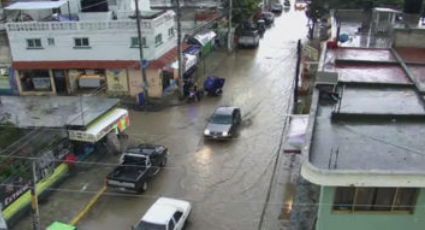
6 20 148 32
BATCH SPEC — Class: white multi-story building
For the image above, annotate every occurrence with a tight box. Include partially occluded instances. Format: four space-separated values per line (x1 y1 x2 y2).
4 0 181 98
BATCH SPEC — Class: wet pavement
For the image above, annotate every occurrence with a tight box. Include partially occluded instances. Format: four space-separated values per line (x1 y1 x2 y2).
10 6 308 230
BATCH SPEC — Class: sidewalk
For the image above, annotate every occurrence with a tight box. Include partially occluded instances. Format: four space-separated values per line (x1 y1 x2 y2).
10 153 118 230
121 49 231 112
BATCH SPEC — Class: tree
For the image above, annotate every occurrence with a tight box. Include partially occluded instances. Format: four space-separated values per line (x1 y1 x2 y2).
223 0 263 23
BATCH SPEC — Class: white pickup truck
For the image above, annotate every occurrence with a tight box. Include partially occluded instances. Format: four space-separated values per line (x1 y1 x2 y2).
133 197 191 230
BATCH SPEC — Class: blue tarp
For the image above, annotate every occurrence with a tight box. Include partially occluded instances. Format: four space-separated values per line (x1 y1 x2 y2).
184 45 202 56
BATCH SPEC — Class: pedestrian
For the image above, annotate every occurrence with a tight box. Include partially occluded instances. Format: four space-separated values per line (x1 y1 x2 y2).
193 83 201 101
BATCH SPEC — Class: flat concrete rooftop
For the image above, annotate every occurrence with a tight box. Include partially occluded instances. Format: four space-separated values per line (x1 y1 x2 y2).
333 64 411 84
0 96 120 128
337 85 425 115
310 85 425 172
327 48 396 62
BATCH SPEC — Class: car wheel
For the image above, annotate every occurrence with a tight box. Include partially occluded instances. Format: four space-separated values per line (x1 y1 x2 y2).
139 182 148 193
160 157 167 167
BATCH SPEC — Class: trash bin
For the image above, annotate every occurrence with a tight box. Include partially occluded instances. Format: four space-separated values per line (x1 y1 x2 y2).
138 92 146 107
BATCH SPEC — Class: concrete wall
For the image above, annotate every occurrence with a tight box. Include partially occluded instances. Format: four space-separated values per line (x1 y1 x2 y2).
316 187 425 230
146 68 162 98
0 32 11 64
335 9 364 22
393 28 425 48
6 11 176 62
128 69 144 97
106 69 129 95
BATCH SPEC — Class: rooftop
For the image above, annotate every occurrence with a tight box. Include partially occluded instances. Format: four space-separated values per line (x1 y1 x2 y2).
310 86 425 172
302 46 425 187
0 96 120 128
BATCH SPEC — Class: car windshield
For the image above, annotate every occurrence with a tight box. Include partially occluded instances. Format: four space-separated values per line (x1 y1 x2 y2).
135 221 166 230
210 114 232 124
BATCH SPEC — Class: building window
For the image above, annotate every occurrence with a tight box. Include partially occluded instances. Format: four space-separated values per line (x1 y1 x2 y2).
47 38 55 46
168 27 175 38
155 34 163 46
333 187 418 213
26 39 42 49
131 37 147 48
74 37 90 48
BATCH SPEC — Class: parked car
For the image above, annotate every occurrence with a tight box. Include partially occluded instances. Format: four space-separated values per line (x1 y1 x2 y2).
257 19 266 36
204 106 242 139
133 197 191 230
238 30 260 48
257 12 275 25
105 144 168 193
271 3 284 13
294 1 307 10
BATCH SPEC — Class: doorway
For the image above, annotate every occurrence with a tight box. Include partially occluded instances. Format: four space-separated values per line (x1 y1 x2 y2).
53 70 67 94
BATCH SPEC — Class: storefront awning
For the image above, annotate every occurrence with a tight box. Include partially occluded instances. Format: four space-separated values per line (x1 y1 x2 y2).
68 108 130 143
170 54 197 72
5 0 68 10
193 31 217 46
283 115 309 154
149 44 191 69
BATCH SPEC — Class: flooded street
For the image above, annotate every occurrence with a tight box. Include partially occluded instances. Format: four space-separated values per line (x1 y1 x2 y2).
78 8 308 230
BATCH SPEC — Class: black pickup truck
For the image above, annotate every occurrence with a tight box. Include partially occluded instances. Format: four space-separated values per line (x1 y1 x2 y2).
106 144 168 193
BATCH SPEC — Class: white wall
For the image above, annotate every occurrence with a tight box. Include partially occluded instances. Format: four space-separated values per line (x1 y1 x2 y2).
394 28 425 48
6 11 177 62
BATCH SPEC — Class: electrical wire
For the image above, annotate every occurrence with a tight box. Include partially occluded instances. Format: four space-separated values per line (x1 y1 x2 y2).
0 181 422 209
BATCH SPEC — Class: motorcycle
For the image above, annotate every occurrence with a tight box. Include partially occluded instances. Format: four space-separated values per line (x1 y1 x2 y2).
203 76 225 96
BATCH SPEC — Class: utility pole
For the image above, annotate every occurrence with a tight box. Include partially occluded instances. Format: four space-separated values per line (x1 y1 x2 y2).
31 161 40 230
176 0 183 96
227 0 232 52
135 0 149 105
293 39 302 114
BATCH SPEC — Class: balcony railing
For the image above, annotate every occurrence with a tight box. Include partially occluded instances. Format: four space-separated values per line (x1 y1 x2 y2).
6 20 154 32
6 9 176 33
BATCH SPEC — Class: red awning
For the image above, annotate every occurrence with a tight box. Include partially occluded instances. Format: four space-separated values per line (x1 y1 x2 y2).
13 60 141 70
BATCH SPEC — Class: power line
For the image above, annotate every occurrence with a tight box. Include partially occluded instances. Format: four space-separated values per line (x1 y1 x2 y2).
0 181 423 209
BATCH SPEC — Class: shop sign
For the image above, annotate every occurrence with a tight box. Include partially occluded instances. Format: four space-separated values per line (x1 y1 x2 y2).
68 130 96 143
2 182 31 209
68 114 129 143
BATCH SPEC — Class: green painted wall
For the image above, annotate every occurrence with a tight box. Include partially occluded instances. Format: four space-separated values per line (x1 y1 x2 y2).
317 187 425 230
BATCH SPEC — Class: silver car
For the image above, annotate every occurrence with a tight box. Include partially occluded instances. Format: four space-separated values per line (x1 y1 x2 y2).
204 106 242 139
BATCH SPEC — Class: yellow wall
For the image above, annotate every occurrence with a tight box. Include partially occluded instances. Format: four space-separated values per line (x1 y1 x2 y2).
128 69 144 97
67 70 80 94
128 69 163 98
146 69 163 98
106 69 129 95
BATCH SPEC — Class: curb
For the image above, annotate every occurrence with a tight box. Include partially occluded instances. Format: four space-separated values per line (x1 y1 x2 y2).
69 185 107 226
